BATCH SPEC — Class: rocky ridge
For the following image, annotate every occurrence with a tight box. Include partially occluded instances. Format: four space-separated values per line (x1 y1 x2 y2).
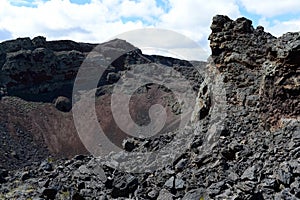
0 15 299 199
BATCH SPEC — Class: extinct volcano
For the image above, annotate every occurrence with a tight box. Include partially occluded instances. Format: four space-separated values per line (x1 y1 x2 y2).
0 36 205 170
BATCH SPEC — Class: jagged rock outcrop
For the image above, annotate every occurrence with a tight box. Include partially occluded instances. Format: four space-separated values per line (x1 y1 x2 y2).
0 16 299 200
209 15 299 129
192 15 300 199
0 36 96 102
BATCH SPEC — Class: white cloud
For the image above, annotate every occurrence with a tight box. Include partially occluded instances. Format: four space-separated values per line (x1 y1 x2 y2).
259 17 300 37
1 0 300 61
111 28 208 60
239 0 300 38
119 0 164 21
239 0 300 17
158 0 240 40
0 0 241 60
0 0 159 43
157 0 241 57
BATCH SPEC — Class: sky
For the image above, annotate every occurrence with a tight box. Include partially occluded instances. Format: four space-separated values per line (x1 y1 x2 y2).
1 0 300 60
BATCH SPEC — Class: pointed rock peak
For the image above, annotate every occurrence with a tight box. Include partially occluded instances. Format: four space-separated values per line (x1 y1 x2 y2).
211 15 233 32
211 15 254 34
101 38 139 52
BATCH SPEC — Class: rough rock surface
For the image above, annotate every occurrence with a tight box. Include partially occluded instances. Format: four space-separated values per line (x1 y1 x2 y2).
0 15 299 200
54 96 72 112
0 36 202 102
0 36 96 102
0 36 204 170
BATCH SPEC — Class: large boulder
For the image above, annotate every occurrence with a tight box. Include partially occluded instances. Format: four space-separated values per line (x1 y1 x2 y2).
54 96 72 112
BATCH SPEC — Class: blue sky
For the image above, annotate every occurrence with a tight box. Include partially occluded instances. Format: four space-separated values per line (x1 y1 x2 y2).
1 0 300 60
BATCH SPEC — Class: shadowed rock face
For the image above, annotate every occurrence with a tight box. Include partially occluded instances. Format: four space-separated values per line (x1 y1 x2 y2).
0 16 299 200
209 15 299 130
0 36 97 102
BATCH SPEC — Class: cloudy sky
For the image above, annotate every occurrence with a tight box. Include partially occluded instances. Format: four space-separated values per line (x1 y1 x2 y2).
1 0 300 60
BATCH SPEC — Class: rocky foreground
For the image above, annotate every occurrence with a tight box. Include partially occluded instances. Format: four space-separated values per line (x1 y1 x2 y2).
0 15 300 199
